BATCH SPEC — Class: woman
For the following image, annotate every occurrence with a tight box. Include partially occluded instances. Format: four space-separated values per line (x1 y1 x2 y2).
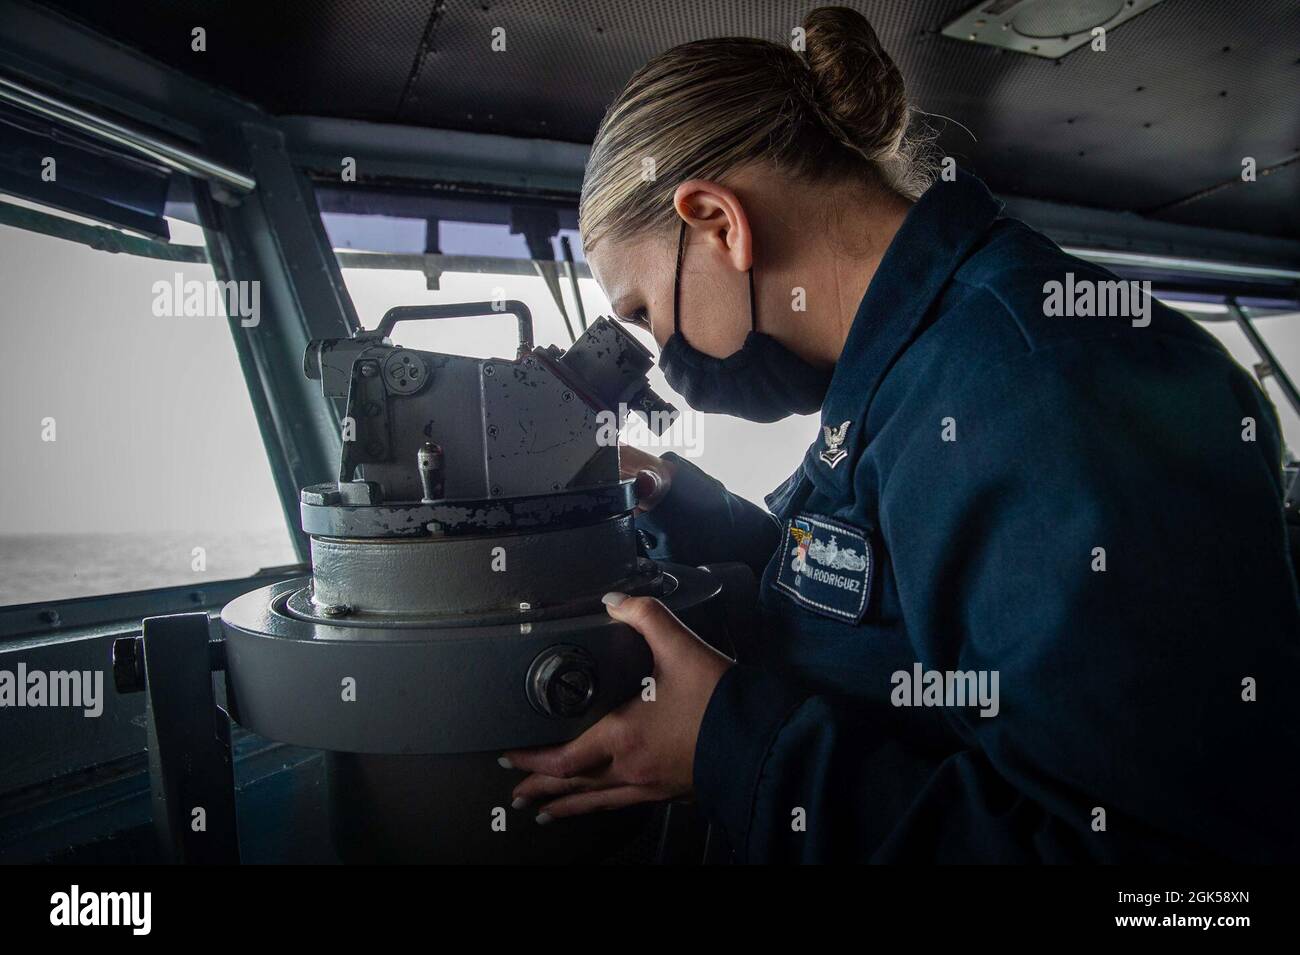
502 7 1300 862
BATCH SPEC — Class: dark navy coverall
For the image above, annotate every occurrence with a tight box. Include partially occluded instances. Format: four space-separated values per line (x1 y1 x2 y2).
636 172 1300 863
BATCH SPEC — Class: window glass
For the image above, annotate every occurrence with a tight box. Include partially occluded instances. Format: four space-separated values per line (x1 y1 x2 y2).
1175 301 1300 456
0 196 297 607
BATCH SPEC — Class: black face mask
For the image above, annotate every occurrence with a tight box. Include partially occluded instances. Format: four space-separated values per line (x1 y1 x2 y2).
657 222 832 423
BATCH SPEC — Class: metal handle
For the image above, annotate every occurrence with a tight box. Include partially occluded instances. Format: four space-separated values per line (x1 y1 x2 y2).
373 301 534 352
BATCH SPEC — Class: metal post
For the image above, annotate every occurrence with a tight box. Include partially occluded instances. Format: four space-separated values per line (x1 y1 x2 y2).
1228 298 1300 420
113 614 240 864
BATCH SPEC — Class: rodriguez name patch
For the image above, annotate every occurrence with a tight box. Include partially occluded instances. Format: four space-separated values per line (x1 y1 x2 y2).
774 513 872 623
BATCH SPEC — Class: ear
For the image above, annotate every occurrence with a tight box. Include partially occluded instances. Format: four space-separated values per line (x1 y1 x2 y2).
672 180 752 272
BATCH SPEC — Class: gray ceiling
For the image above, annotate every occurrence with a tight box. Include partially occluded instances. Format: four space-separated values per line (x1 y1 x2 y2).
35 0 1300 238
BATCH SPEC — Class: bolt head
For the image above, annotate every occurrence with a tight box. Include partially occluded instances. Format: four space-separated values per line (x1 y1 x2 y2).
526 645 597 718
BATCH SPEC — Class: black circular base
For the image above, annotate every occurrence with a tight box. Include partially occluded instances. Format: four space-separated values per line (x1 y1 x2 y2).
220 562 723 755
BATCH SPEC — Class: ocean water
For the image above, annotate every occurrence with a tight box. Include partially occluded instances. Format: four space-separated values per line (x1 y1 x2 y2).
0 529 299 606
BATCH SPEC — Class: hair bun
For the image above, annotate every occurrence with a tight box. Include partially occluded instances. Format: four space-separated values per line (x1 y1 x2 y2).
800 6 908 163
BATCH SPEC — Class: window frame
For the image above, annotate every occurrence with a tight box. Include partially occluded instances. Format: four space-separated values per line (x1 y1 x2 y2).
0 182 319 640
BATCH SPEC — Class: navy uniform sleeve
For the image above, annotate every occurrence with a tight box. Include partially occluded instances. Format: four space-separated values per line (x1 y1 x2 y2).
633 452 781 579
694 335 1300 862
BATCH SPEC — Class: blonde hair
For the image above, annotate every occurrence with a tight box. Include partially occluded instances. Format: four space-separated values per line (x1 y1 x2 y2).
579 6 934 250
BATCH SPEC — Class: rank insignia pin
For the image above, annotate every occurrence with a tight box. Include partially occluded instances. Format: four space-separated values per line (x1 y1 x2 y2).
819 420 851 469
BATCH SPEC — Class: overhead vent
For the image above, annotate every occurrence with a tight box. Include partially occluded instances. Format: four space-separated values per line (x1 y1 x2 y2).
942 0 1167 59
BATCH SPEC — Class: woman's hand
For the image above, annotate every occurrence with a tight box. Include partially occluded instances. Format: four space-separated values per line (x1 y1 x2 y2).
501 593 732 823
619 445 677 512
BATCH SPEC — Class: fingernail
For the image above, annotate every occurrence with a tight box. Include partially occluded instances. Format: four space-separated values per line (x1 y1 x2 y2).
535 812 554 826
511 797 528 810
602 591 628 608
497 756 514 769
